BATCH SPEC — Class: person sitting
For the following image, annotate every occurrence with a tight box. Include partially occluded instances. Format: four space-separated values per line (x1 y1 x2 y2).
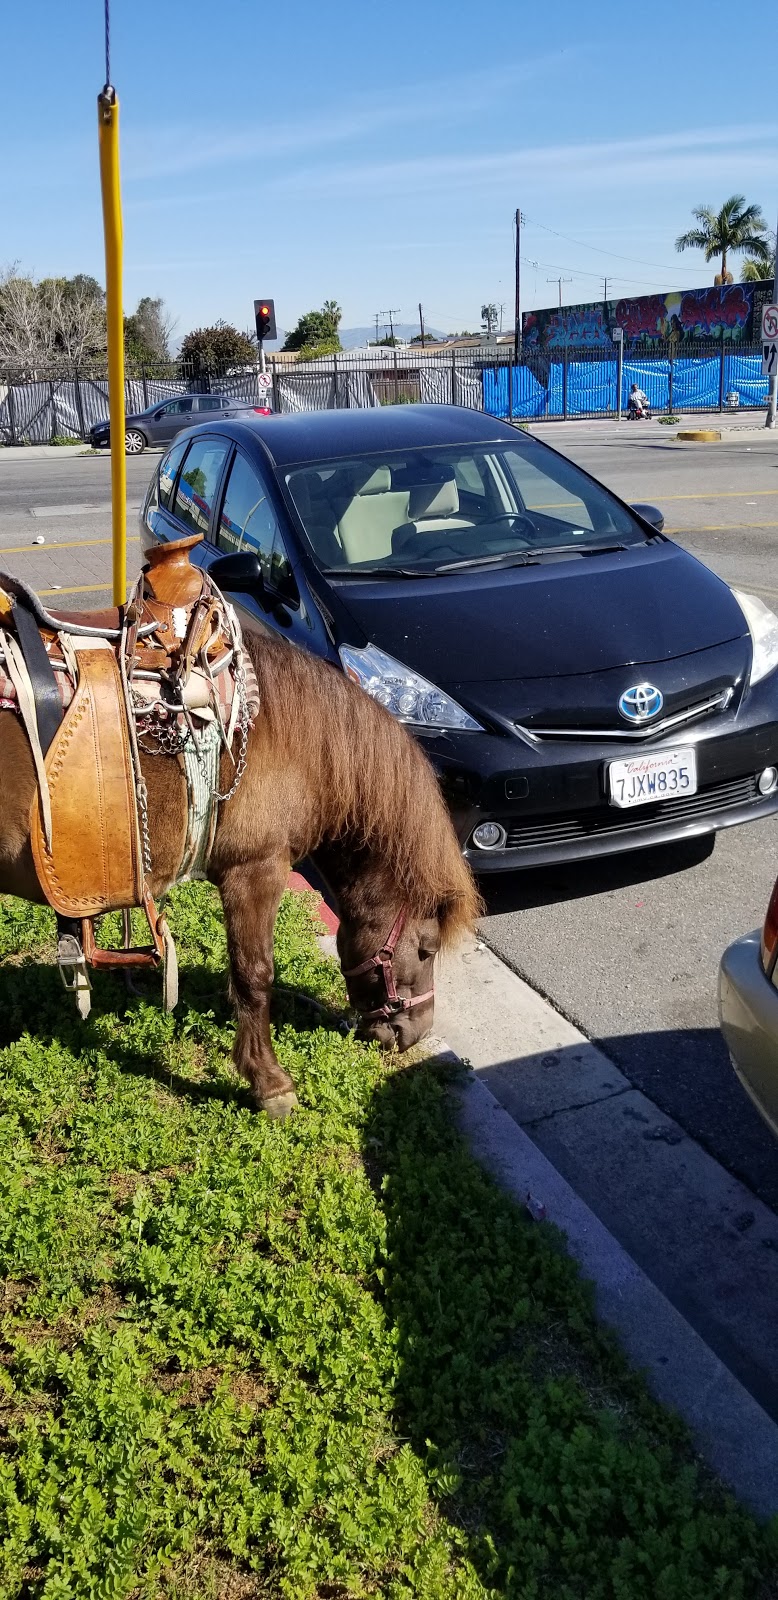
628 383 650 418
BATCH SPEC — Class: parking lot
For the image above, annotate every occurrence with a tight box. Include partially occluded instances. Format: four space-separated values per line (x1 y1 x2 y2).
1 424 777 1218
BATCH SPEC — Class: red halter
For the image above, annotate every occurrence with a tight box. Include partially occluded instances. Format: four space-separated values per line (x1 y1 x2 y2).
342 907 435 1023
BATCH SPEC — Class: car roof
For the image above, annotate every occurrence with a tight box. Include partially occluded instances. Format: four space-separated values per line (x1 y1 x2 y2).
204 405 524 467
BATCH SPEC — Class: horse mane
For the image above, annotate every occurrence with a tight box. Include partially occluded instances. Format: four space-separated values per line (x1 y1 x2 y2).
244 630 481 943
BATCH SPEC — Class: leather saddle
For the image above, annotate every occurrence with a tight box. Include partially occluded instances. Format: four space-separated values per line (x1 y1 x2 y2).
0 534 245 1012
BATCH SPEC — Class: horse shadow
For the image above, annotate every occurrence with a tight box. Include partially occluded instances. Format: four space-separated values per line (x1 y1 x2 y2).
0 951 349 1112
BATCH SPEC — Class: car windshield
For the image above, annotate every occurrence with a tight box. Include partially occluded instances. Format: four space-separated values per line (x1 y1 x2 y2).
283 440 651 575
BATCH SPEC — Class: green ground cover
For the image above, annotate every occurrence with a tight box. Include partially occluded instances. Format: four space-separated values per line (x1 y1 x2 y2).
0 885 775 1598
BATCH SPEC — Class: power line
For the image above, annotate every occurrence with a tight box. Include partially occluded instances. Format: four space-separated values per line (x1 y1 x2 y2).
522 254 692 292
522 213 684 275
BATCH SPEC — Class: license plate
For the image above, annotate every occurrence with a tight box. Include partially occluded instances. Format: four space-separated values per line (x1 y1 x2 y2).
607 747 697 809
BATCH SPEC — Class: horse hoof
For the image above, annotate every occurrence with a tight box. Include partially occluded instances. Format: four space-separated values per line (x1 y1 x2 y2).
261 1090 299 1119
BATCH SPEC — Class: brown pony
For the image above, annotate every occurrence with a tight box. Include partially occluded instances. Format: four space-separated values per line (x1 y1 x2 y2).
0 626 479 1115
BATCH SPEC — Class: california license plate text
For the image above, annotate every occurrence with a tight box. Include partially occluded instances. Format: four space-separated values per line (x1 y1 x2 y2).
607 748 697 809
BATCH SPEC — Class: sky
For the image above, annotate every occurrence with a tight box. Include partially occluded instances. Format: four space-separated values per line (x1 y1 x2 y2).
2 0 776 342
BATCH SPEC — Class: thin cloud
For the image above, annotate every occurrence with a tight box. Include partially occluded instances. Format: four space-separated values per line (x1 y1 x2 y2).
122 54 573 184
270 123 778 199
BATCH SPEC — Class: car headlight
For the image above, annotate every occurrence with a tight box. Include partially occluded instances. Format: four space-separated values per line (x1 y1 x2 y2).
339 643 483 730
734 590 778 686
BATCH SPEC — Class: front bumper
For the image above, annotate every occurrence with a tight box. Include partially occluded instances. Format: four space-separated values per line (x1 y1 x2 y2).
89 430 109 448
719 931 778 1138
415 679 778 870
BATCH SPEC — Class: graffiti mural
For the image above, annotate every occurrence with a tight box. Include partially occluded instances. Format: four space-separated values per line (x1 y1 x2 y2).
523 281 768 348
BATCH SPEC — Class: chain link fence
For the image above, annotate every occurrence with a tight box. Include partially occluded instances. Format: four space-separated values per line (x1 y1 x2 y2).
0 341 770 443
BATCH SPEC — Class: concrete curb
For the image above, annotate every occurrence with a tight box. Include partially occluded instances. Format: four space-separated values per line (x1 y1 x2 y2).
451 1058 778 1519
286 876 778 1514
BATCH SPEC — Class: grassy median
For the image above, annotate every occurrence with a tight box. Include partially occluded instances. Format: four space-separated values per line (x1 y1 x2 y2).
0 884 776 1598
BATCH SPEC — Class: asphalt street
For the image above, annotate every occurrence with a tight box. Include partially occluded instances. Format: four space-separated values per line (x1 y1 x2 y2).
1 427 778 1215
483 420 778 1211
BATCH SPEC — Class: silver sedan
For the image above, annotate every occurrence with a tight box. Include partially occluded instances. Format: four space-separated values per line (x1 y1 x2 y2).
719 878 778 1136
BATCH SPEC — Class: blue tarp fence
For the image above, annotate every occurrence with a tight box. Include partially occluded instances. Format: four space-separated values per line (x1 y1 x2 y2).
482 352 769 419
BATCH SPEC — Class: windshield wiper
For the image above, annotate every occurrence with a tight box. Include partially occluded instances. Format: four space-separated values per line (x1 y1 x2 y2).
524 542 629 560
433 551 531 573
324 565 432 579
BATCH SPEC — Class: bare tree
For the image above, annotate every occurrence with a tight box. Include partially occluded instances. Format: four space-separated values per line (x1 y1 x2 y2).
0 267 49 366
0 268 107 370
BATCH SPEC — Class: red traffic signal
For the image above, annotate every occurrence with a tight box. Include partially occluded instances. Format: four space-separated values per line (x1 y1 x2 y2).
254 298 277 342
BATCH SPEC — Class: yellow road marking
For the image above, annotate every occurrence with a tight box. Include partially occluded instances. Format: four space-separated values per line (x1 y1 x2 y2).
0 536 140 555
38 584 114 597
666 522 778 533
651 489 778 502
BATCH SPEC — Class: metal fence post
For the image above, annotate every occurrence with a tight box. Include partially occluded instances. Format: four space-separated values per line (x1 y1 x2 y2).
7 384 18 445
668 344 674 417
562 348 569 421
333 351 339 408
271 356 279 415
508 360 513 422
49 379 56 442
616 338 623 420
451 349 458 406
393 348 399 405
142 369 149 409
74 370 86 439
718 330 725 412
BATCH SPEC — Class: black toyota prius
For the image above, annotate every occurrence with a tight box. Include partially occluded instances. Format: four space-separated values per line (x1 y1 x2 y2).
140 405 778 871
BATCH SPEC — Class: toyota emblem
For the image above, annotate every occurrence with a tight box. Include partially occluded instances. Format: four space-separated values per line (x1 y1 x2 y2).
618 683 663 722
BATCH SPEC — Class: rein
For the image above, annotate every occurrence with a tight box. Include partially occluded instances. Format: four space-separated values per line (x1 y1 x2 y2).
342 907 434 1022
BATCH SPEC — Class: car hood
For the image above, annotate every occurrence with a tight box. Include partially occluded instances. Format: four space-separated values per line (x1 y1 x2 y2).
331 541 748 682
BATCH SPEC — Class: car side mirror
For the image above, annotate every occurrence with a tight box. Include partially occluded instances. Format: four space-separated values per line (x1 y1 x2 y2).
153 409 165 419
630 502 665 533
209 551 266 594
209 550 298 615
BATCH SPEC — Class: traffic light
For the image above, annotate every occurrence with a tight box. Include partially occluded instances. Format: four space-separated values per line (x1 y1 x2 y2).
254 299 277 343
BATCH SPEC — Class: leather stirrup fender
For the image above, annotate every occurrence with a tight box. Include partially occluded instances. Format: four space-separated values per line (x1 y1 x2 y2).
30 645 143 917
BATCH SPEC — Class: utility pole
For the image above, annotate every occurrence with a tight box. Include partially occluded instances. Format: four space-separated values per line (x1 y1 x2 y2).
380 308 400 342
548 275 573 308
374 312 380 346
514 207 522 359
418 302 426 348
602 277 608 302
766 211 778 429
498 302 505 332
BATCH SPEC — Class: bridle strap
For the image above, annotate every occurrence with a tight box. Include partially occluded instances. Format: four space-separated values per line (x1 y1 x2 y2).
343 907 435 1022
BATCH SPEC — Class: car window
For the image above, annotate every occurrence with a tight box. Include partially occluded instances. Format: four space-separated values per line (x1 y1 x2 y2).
285 441 645 573
172 438 229 535
162 397 194 416
196 397 224 412
217 450 294 590
158 439 190 511
502 449 594 533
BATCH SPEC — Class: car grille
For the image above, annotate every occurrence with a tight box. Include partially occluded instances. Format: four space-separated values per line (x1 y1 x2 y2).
502 773 758 851
517 688 734 743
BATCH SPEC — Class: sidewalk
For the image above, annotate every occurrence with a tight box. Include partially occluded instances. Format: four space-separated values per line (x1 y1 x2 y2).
290 872 778 1515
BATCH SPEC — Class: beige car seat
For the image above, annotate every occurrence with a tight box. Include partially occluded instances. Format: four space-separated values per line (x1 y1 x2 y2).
392 478 472 557
337 467 411 564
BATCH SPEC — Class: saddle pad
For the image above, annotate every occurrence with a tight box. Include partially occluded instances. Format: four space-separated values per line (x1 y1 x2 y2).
30 644 143 917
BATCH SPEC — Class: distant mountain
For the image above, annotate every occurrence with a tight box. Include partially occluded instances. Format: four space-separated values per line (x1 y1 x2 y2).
338 323 446 349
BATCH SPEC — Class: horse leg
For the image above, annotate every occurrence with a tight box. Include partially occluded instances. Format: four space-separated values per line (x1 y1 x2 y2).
218 858 298 1118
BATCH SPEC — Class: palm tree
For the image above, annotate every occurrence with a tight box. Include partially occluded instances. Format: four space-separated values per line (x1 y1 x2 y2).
741 232 776 283
675 196 770 285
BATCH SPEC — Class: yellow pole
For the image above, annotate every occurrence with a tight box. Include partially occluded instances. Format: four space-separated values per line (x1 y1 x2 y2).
97 87 126 606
